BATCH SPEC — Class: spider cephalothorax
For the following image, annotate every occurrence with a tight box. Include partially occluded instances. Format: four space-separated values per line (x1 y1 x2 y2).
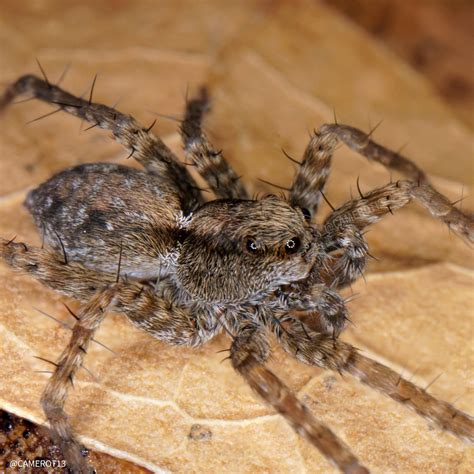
0 72 473 474
176 195 317 303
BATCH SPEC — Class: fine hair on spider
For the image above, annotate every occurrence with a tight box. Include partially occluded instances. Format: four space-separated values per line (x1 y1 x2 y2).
0 65 473 474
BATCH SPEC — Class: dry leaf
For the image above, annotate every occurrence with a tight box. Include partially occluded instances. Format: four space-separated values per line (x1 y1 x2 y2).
326 0 474 130
0 1 472 472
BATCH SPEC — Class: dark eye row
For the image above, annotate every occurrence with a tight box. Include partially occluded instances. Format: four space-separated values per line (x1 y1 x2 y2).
301 207 311 221
246 239 259 252
246 237 301 254
285 237 301 253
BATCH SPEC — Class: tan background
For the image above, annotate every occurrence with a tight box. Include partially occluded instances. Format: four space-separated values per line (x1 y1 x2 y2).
0 1 473 473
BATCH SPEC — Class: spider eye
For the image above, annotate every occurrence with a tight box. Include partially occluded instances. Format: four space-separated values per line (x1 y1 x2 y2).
285 237 301 254
301 207 311 221
246 238 259 253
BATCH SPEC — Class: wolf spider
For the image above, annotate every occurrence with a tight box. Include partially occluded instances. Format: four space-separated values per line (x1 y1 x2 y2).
0 72 473 474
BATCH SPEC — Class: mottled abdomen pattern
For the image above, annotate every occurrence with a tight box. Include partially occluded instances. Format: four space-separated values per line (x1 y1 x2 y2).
26 163 181 279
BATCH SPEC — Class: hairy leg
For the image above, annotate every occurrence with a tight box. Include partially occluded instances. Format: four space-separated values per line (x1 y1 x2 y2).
1 239 218 347
290 130 338 219
180 88 249 200
275 317 474 443
321 180 473 287
230 324 369 474
319 124 427 182
289 122 464 223
320 225 368 288
1 238 218 471
325 180 472 238
0 74 202 213
41 286 118 474
280 282 350 337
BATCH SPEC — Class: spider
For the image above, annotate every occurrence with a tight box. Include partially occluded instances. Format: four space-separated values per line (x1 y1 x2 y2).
0 72 473 474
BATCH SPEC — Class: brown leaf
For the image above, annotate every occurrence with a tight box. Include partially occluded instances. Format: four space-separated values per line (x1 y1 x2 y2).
0 1 472 472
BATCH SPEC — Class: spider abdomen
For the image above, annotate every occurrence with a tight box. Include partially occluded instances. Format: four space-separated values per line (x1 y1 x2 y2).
25 162 181 278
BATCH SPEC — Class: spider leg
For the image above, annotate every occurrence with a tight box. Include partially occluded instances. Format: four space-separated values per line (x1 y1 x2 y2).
320 224 369 289
230 324 369 474
274 317 474 443
41 285 118 474
282 282 349 337
321 180 473 287
319 123 427 182
180 87 249 199
325 180 472 236
1 239 110 300
289 122 463 223
2 238 219 470
1 239 218 347
0 74 203 213
290 130 338 218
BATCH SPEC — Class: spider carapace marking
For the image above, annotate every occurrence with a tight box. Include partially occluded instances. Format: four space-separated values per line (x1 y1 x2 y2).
0 73 473 474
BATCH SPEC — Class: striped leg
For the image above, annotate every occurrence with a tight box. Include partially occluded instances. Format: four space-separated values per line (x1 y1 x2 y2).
180 88 249 199
1 239 217 347
275 318 474 443
290 131 338 219
41 286 117 474
231 324 369 474
0 74 203 213
321 180 474 287
290 122 429 221
1 238 217 471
